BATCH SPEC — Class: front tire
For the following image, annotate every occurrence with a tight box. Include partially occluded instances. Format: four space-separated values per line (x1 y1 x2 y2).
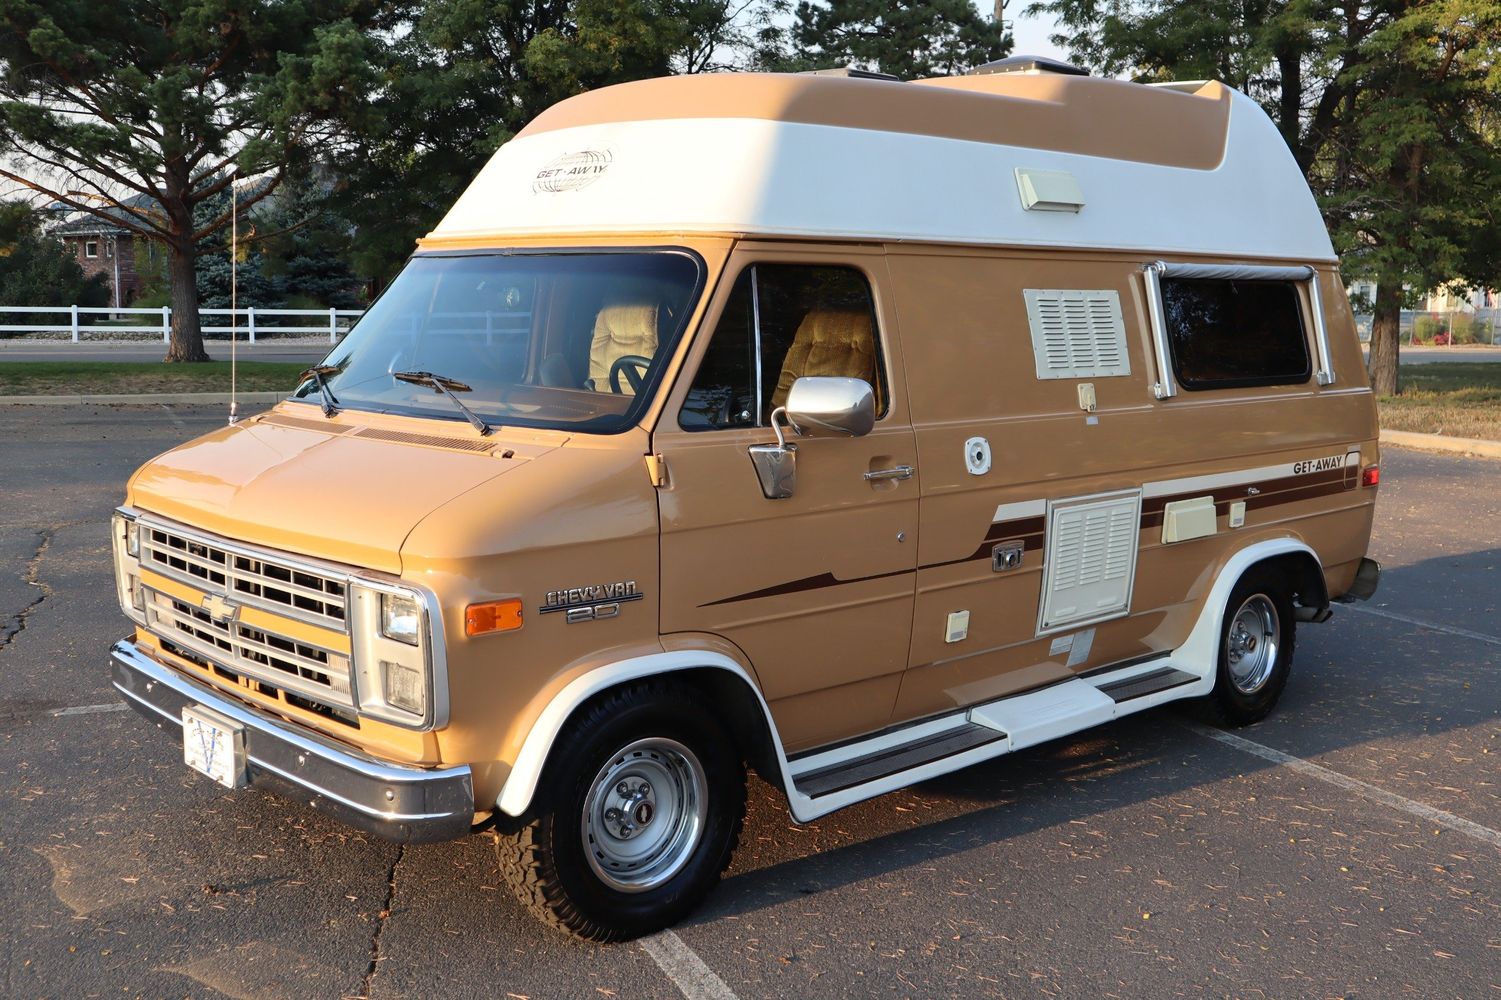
496 682 746 941
1198 567 1297 726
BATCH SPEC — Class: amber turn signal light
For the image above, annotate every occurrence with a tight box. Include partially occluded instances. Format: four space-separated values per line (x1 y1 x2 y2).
1361 465 1381 488
466 598 523 636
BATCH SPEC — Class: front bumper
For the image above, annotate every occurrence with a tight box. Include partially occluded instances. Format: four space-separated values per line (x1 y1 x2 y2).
110 638 474 844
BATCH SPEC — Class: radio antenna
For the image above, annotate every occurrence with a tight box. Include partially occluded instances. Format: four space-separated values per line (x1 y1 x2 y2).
228 166 240 425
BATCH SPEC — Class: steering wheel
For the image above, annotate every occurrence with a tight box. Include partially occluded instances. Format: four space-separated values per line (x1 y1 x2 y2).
608 354 652 394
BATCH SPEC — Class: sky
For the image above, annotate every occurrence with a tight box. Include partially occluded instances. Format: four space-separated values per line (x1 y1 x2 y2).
1007 8 1072 64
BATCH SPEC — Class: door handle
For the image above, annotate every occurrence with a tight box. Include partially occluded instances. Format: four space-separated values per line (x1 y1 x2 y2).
864 465 914 482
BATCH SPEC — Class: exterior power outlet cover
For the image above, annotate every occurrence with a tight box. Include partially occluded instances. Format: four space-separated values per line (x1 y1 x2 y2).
945 610 971 643
964 437 992 476
1077 383 1097 412
1229 500 1247 528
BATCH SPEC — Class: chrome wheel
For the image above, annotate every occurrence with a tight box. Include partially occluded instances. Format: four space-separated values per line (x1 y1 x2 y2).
1226 594 1280 695
581 738 708 893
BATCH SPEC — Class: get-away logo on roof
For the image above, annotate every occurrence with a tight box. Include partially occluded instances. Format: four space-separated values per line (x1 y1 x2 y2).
533 149 613 193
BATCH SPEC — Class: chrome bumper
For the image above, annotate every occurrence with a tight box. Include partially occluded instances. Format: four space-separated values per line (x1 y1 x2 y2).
110 638 474 844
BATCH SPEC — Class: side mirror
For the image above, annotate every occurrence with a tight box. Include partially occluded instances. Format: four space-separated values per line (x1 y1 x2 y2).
747 377 876 500
784 376 876 438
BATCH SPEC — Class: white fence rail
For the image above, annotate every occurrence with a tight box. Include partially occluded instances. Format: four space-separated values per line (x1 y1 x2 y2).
0 305 364 344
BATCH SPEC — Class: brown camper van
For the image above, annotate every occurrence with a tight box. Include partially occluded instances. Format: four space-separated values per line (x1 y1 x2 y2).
109 64 1381 939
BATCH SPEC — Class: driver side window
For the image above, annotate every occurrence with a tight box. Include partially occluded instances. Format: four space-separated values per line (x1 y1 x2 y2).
679 264 886 431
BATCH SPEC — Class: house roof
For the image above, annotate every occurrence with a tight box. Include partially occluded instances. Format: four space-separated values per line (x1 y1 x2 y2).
47 192 159 237
50 216 132 237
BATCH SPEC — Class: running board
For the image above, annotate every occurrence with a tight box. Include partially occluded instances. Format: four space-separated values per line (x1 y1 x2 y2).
793 722 1006 798
1095 665 1198 703
784 655 1209 822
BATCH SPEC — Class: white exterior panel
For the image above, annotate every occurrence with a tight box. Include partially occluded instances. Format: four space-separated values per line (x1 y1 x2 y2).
431 89 1334 262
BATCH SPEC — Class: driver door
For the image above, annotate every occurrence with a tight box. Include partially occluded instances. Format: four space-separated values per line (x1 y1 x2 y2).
652 247 920 754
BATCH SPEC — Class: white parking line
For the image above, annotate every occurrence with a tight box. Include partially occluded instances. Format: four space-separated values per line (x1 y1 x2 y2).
158 403 187 431
1185 722 1501 850
641 929 739 1000
1342 603 1501 647
52 703 129 717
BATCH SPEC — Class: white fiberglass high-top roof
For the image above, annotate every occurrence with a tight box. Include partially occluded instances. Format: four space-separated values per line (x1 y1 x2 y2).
427 70 1334 262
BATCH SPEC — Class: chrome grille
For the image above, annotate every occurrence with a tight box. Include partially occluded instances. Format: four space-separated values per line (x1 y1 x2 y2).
141 524 348 628
143 587 354 711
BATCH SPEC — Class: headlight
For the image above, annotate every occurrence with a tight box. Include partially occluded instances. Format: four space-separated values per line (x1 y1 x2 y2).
112 510 146 626
381 592 421 645
349 581 445 729
381 659 426 715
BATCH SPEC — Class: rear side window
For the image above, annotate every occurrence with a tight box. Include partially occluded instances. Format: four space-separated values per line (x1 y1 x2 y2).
680 265 886 430
1161 278 1311 390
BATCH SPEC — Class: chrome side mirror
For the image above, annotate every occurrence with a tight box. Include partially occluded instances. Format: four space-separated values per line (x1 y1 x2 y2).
747 377 876 500
785 376 875 438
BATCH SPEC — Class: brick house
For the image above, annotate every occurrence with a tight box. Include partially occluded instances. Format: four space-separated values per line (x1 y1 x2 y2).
50 215 141 307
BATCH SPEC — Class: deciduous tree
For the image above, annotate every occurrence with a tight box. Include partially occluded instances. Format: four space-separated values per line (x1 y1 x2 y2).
0 199 108 325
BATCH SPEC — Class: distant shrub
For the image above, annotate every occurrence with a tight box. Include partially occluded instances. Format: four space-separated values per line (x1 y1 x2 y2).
1448 313 1480 345
1413 315 1442 344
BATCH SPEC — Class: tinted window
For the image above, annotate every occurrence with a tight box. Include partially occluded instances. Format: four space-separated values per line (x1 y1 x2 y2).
1161 278 1311 390
680 265 885 431
297 251 701 433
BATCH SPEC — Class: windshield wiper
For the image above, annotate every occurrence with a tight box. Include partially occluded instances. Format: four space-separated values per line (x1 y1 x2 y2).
298 365 341 417
392 370 492 436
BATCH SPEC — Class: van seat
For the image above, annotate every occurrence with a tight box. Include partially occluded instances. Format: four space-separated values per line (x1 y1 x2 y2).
771 308 877 409
588 303 659 394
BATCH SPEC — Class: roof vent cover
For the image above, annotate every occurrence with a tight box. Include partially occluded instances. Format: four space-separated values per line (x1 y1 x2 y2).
968 55 1089 77
801 66 902 82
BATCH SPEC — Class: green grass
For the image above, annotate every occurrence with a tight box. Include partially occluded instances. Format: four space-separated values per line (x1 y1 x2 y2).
1378 363 1501 440
0 361 307 396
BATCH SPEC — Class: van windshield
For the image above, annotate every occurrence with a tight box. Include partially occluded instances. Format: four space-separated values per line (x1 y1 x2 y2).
293 250 703 433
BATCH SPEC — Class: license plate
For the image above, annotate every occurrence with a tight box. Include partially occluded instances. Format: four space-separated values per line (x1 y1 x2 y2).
182 705 246 789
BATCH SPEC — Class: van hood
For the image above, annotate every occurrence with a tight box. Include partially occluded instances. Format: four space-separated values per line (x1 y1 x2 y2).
125 408 562 574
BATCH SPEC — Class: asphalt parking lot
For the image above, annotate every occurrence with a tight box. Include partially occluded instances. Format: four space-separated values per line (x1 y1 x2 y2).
1 404 1497 999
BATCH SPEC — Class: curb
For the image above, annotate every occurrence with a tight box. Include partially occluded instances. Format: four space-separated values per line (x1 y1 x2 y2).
0 391 287 406
1380 428 1501 459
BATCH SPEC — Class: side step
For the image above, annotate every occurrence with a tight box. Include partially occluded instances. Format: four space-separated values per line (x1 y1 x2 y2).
782 655 1208 823
792 722 1005 798
1095 665 1197 703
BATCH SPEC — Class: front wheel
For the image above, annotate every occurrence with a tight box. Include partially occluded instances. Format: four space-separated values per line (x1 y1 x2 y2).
496 682 746 941
1197 567 1297 726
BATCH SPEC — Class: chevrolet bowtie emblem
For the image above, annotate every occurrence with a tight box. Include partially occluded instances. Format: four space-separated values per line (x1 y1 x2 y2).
201 594 241 622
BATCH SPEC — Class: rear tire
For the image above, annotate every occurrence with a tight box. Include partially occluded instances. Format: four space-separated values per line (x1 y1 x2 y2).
495 682 746 941
1197 567 1297 727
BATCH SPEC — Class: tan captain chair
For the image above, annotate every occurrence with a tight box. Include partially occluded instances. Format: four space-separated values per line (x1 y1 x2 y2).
588 302 660 395
769 308 879 411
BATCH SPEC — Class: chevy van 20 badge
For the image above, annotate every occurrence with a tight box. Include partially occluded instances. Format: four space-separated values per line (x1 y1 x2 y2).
108 62 1382 942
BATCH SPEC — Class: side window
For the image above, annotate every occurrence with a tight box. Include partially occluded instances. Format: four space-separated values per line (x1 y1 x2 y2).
680 264 886 431
1161 278 1311 390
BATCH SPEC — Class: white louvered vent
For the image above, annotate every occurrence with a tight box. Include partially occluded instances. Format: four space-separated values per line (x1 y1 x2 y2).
1022 289 1131 380
1038 490 1142 634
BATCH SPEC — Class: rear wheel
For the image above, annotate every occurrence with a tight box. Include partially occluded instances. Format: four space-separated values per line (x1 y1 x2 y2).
496 682 746 941
1198 567 1297 726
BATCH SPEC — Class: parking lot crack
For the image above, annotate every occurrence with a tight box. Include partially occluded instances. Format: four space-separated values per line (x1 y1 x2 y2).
357 842 404 1000
0 529 54 656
